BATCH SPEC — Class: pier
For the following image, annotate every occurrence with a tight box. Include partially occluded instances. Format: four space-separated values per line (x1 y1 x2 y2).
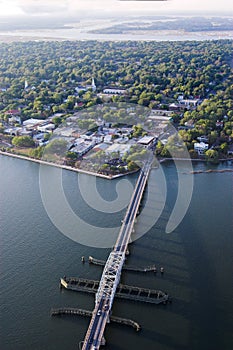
51 308 141 331
88 256 158 273
60 277 170 305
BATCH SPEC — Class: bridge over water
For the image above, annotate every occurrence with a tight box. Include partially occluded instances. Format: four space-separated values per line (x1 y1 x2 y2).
81 155 154 350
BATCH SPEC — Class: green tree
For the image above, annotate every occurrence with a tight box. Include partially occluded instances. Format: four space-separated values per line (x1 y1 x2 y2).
219 142 228 155
66 151 78 160
45 138 67 156
29 146 43 159
205 149 219 162
12 136 35 148
52 116 62 127
127 161 137 171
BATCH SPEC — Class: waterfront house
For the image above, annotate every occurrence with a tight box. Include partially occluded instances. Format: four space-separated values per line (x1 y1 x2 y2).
194 142 209 155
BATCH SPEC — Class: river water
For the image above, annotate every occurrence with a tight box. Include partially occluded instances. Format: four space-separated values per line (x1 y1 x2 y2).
0 155 232 350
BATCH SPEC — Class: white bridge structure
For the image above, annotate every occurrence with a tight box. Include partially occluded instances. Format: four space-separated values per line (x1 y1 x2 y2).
82 155 153 350
95 251 125 308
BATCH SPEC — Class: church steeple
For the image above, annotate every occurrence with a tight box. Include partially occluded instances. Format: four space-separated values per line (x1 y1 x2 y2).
91 77 96 92
24 80 29 90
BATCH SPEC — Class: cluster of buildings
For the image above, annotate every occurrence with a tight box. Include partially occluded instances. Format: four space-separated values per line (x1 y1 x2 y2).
3 92 225 159
2 104 181 159
62 111 173 160
73 78 128 98
4 117 56 146
169 95 201 111
59 123 137 158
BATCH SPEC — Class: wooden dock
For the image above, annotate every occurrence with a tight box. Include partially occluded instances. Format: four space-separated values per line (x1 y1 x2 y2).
60 277 171 305
51 307 141 331
88 256 158 273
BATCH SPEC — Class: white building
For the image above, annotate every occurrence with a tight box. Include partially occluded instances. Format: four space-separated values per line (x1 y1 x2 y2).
106 143 131 157
179 99 200 107
137 136 154 145
9 116 21 124
75 77 96 93
75 86 87 93
197 136 208 143
148 115 171 122
4 127 21 136
103 88 127 95
37 123 55 133
23 118 45 127
72 141 95 156
103 135 112 143
54 127 76 137
194 142 209 155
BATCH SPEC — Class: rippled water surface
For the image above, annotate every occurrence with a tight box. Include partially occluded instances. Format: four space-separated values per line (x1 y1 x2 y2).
0 155 232 350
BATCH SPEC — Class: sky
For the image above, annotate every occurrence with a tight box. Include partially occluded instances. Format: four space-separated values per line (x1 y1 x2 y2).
0 0 232 17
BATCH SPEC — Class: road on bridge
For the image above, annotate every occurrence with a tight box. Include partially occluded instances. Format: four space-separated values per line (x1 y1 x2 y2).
81 156 153 350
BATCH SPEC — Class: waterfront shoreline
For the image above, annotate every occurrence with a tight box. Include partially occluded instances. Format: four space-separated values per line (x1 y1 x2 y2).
1 150 232 179
158 157 233 163
0 150 139 180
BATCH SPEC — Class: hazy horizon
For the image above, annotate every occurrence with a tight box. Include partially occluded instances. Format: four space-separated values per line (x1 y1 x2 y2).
0 0 232 19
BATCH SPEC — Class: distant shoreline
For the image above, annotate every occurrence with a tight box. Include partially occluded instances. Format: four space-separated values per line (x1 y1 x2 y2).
0 30 232 43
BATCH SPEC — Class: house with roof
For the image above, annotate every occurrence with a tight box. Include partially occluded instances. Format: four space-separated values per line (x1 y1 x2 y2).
37 123 55 133
197 136 208 143
5 109 21 118
178 98 200 108
137 136 154 146
4 127 21 136
194 142 209 155
216 120 224 128
72 141 95 157
103 88 127 95
106 143 131 157
8 116 22 124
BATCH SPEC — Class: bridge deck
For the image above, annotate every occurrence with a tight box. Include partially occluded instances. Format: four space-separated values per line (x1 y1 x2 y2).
81 158 154 349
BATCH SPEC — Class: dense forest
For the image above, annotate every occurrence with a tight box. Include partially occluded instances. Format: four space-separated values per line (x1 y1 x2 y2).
0 39 232 159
